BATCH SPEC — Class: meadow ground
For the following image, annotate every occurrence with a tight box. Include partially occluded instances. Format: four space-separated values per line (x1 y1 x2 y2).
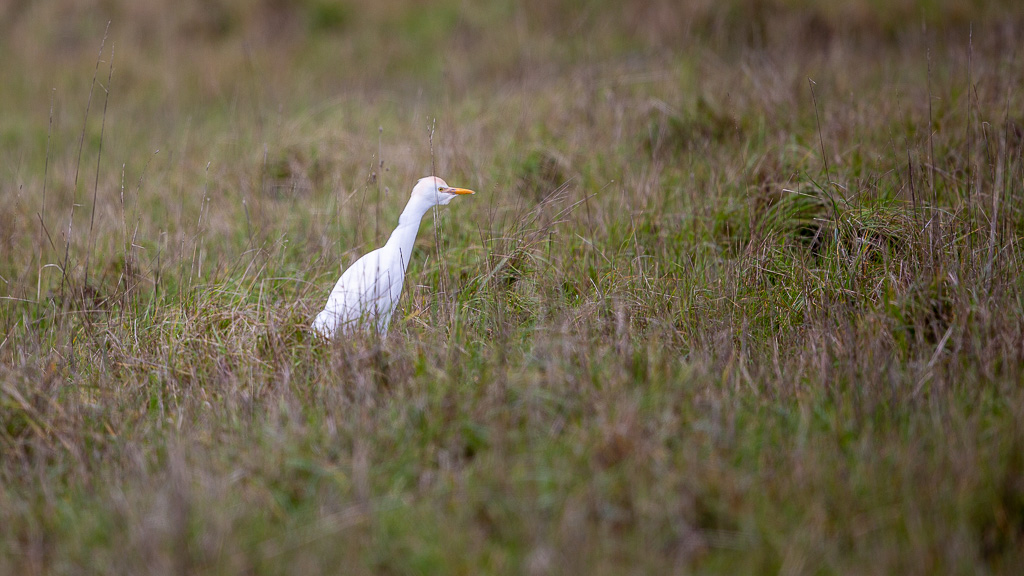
2 0 1024 573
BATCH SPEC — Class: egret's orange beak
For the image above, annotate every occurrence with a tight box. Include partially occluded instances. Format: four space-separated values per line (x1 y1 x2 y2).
449 187 475 195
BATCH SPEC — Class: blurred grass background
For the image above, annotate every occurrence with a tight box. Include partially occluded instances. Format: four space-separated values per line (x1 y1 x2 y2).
2 0 1024 574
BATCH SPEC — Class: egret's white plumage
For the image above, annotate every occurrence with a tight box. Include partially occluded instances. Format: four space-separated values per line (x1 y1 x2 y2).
312 176 475 339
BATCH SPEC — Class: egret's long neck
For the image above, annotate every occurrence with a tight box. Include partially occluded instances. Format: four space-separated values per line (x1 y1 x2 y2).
384 195 434 271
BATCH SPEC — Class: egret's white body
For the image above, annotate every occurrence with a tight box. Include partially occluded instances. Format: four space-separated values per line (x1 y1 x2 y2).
312 176 475 339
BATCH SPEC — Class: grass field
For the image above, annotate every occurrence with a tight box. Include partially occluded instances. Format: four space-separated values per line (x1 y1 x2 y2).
2 0 1024 573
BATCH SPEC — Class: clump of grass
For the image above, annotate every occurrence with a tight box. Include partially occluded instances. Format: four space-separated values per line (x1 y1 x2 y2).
514 147 570 203
645 96 748 157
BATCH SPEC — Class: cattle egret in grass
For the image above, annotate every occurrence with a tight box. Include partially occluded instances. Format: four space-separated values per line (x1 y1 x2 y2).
312 176 475 339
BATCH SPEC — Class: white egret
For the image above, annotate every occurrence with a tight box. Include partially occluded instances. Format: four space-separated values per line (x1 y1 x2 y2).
312 176 475 339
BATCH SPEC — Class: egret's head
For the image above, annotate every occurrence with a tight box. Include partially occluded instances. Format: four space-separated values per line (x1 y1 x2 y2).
412 176 475 206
